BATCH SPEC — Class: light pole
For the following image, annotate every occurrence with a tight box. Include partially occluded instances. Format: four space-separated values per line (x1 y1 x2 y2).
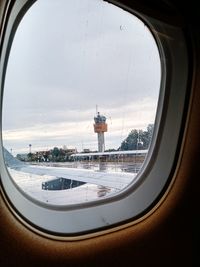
29 144 32 154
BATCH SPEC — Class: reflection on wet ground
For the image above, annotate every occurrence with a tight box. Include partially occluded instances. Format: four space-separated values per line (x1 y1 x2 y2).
97 185 111 197
42 177 85 190
8 161 143 204
35 161 143 174
40 161 143 197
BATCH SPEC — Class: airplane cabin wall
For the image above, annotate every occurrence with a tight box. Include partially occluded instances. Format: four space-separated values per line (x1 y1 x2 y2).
0 0 198 266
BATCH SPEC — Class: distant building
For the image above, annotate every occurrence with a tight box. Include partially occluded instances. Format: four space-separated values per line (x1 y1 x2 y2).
83 149 90 153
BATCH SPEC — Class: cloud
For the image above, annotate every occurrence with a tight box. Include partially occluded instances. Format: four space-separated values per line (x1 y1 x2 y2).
2 0 160 154
3 97 157 154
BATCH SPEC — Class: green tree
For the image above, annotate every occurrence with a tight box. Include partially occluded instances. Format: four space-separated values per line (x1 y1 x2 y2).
141 124 154 149
27 152 36 162
119 129 139 150
51 147 67 162
52 147 60 161
119 124 154 151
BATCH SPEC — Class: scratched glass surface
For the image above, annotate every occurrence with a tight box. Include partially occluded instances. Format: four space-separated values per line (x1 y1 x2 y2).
2 0 161 204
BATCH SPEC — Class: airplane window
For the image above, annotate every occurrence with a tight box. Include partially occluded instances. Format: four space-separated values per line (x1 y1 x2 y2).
0 0 188 235
2 0 160 205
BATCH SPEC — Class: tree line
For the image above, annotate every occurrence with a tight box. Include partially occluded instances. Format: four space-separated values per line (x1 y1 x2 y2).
119 124 154 151
17 124 154 162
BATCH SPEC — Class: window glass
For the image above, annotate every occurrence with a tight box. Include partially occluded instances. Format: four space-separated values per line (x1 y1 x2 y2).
2 0 160 205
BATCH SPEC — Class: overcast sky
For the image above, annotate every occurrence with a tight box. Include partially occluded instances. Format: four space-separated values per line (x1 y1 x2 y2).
2 0 161 155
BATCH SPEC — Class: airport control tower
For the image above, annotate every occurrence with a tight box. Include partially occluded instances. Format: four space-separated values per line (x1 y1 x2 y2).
94 111 107 152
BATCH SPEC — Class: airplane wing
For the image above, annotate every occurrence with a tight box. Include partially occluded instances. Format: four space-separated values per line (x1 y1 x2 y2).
4 148 135 190
17 164 135 190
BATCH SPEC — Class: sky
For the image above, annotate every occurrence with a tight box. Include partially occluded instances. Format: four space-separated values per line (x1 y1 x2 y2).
2 0 161 155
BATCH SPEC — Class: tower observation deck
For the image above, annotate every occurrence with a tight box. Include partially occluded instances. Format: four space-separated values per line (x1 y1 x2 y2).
94 112 107 152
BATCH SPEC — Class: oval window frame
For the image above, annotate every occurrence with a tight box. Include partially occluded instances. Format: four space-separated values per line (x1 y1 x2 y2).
0 0 188 237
